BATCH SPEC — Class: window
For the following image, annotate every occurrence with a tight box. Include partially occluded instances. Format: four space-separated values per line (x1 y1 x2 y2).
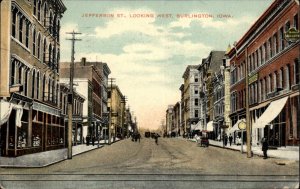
195 98 199 106
57 20 60 42
37 34 41 59
36 72 39 99
33 29 36 56
33 0 37 16
48 43 52 65
43 38 47 63
273 34 278 55
295 59 300 85
261 44 265 63
273 72 277 91
18 66 22 84
10 61 16 85
268 38 272 58
195 78 198 82
279 27 284 51
32 70 35 98
294 14 299 30
285 65 290 89
279 68 283 89
42 75 46 101
43 3 47 26
25 23 29 48
12 9 17 37
194 110 198 118
285 21 291 46
37 0 41 20
19 17 23 43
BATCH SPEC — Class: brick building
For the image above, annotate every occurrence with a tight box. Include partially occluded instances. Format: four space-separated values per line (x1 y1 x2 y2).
60 58 110 142
0 0 66 156
228 0 299 147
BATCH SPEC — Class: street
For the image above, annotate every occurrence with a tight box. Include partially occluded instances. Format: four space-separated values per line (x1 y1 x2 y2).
0 138 298 189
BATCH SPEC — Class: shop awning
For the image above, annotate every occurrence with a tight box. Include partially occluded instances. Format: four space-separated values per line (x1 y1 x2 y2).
253 97 288 129
227 119 246 134
206 121 214 132
191 121 201 131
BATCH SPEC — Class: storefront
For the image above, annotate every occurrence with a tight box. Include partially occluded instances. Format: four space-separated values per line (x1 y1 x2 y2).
0 94 64 157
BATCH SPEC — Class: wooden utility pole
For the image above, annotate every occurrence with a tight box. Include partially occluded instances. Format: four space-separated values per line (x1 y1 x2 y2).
245 47 252 158
66 31 81 159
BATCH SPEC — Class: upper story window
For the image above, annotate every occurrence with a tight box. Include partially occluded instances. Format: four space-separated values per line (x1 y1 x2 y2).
33 29 36 56
279 27 284 51
194 78 198 82
43 3 47 26
273 34 278 55
37 0 41 21
19 16 23 43
12 9 17 38
294 14 299 30
25 22 29 48
295 59 300 85
285 21 291 47
33 0 37 16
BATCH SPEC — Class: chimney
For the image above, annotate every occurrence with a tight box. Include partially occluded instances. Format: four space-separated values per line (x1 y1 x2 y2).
81 57 86 66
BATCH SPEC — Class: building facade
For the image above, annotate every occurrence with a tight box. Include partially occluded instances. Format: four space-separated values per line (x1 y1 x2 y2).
182 65 200 136
59 83 85 145
228 0 299 147
108 85 126 140
60 58 110 142
0 0 66 156
165 105 174 136
198 51 226 139
173 102 181 136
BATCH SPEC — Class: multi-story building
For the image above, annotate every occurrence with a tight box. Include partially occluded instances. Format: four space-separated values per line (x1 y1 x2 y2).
108 84 126 139
182 65 200 136
179 84 185 135
228 0 299 147
173 102 181 136
0 0 66 156
198 51 225 139
124 107 134 137
165 105 174 136
60 58 110 142
59 83 85 145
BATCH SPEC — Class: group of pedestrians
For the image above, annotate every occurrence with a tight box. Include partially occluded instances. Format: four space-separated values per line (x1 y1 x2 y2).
222 134 233 147
131 133 141 143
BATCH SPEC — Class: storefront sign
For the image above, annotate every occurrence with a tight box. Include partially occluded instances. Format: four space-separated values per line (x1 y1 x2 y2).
285 27 300 43
248 73 258 85
238 121 246 130
11 93 32 103
33 102 60 116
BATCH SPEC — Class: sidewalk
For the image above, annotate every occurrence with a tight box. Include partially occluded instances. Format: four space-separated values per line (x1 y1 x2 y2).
0 139 120 168
184 137 299 161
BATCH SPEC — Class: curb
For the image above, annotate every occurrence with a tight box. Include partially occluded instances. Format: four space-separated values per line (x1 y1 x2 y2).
0 145 104 168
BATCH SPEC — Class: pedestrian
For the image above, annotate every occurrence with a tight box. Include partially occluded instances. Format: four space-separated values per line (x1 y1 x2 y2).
262 137 268 159
229 134 233 146
154 134 158 145
92 135 95 146
138 133 141 143
222 134 226 147
224 134 228 146
86 135 90 146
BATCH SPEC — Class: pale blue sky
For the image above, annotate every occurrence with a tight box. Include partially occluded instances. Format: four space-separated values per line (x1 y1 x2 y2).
60 0 273 129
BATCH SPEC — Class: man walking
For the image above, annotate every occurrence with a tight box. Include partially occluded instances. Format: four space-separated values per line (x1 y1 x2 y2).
229 134 233 146
262 137 268 159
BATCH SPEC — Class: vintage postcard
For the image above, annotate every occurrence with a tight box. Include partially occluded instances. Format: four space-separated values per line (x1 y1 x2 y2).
0 0 299 188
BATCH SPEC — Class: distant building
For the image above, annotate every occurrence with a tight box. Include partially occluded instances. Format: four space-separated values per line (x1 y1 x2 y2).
198 51 225 139
182 65 200 136
108 85 126 140
173 102 181 136
59 83 85 145
165 105 174 136
60 58 111 141
0 0 66 157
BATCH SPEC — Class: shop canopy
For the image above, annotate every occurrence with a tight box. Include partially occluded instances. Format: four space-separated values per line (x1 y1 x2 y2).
227 118 246 134
191 121 201 131
206 121 214 132
253 96 288 129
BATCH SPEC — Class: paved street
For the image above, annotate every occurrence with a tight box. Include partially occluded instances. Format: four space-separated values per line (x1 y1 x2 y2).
0 138 299 189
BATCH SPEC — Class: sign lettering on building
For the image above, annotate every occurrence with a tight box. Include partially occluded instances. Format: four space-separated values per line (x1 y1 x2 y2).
285 27 300 43
33 102 60 116
248 73 258 85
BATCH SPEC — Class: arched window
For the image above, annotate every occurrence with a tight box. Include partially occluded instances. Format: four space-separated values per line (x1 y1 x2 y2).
12 9 17 37
53 15 57 36
57 20 60 42
33 29 36 56
48 43 52 66
36 72 40 99
49 11 53 35
25 22 30 48
42 74 46 101
48 79 51 101
43 3 47 26
52 47 56 69
32 70 36 98
19 16 23 43
33 0 37 15
37 33 41 59
18 65 22 84
10 61 16 85
24 70 29 96
43 38 47 63
37 0 41 20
